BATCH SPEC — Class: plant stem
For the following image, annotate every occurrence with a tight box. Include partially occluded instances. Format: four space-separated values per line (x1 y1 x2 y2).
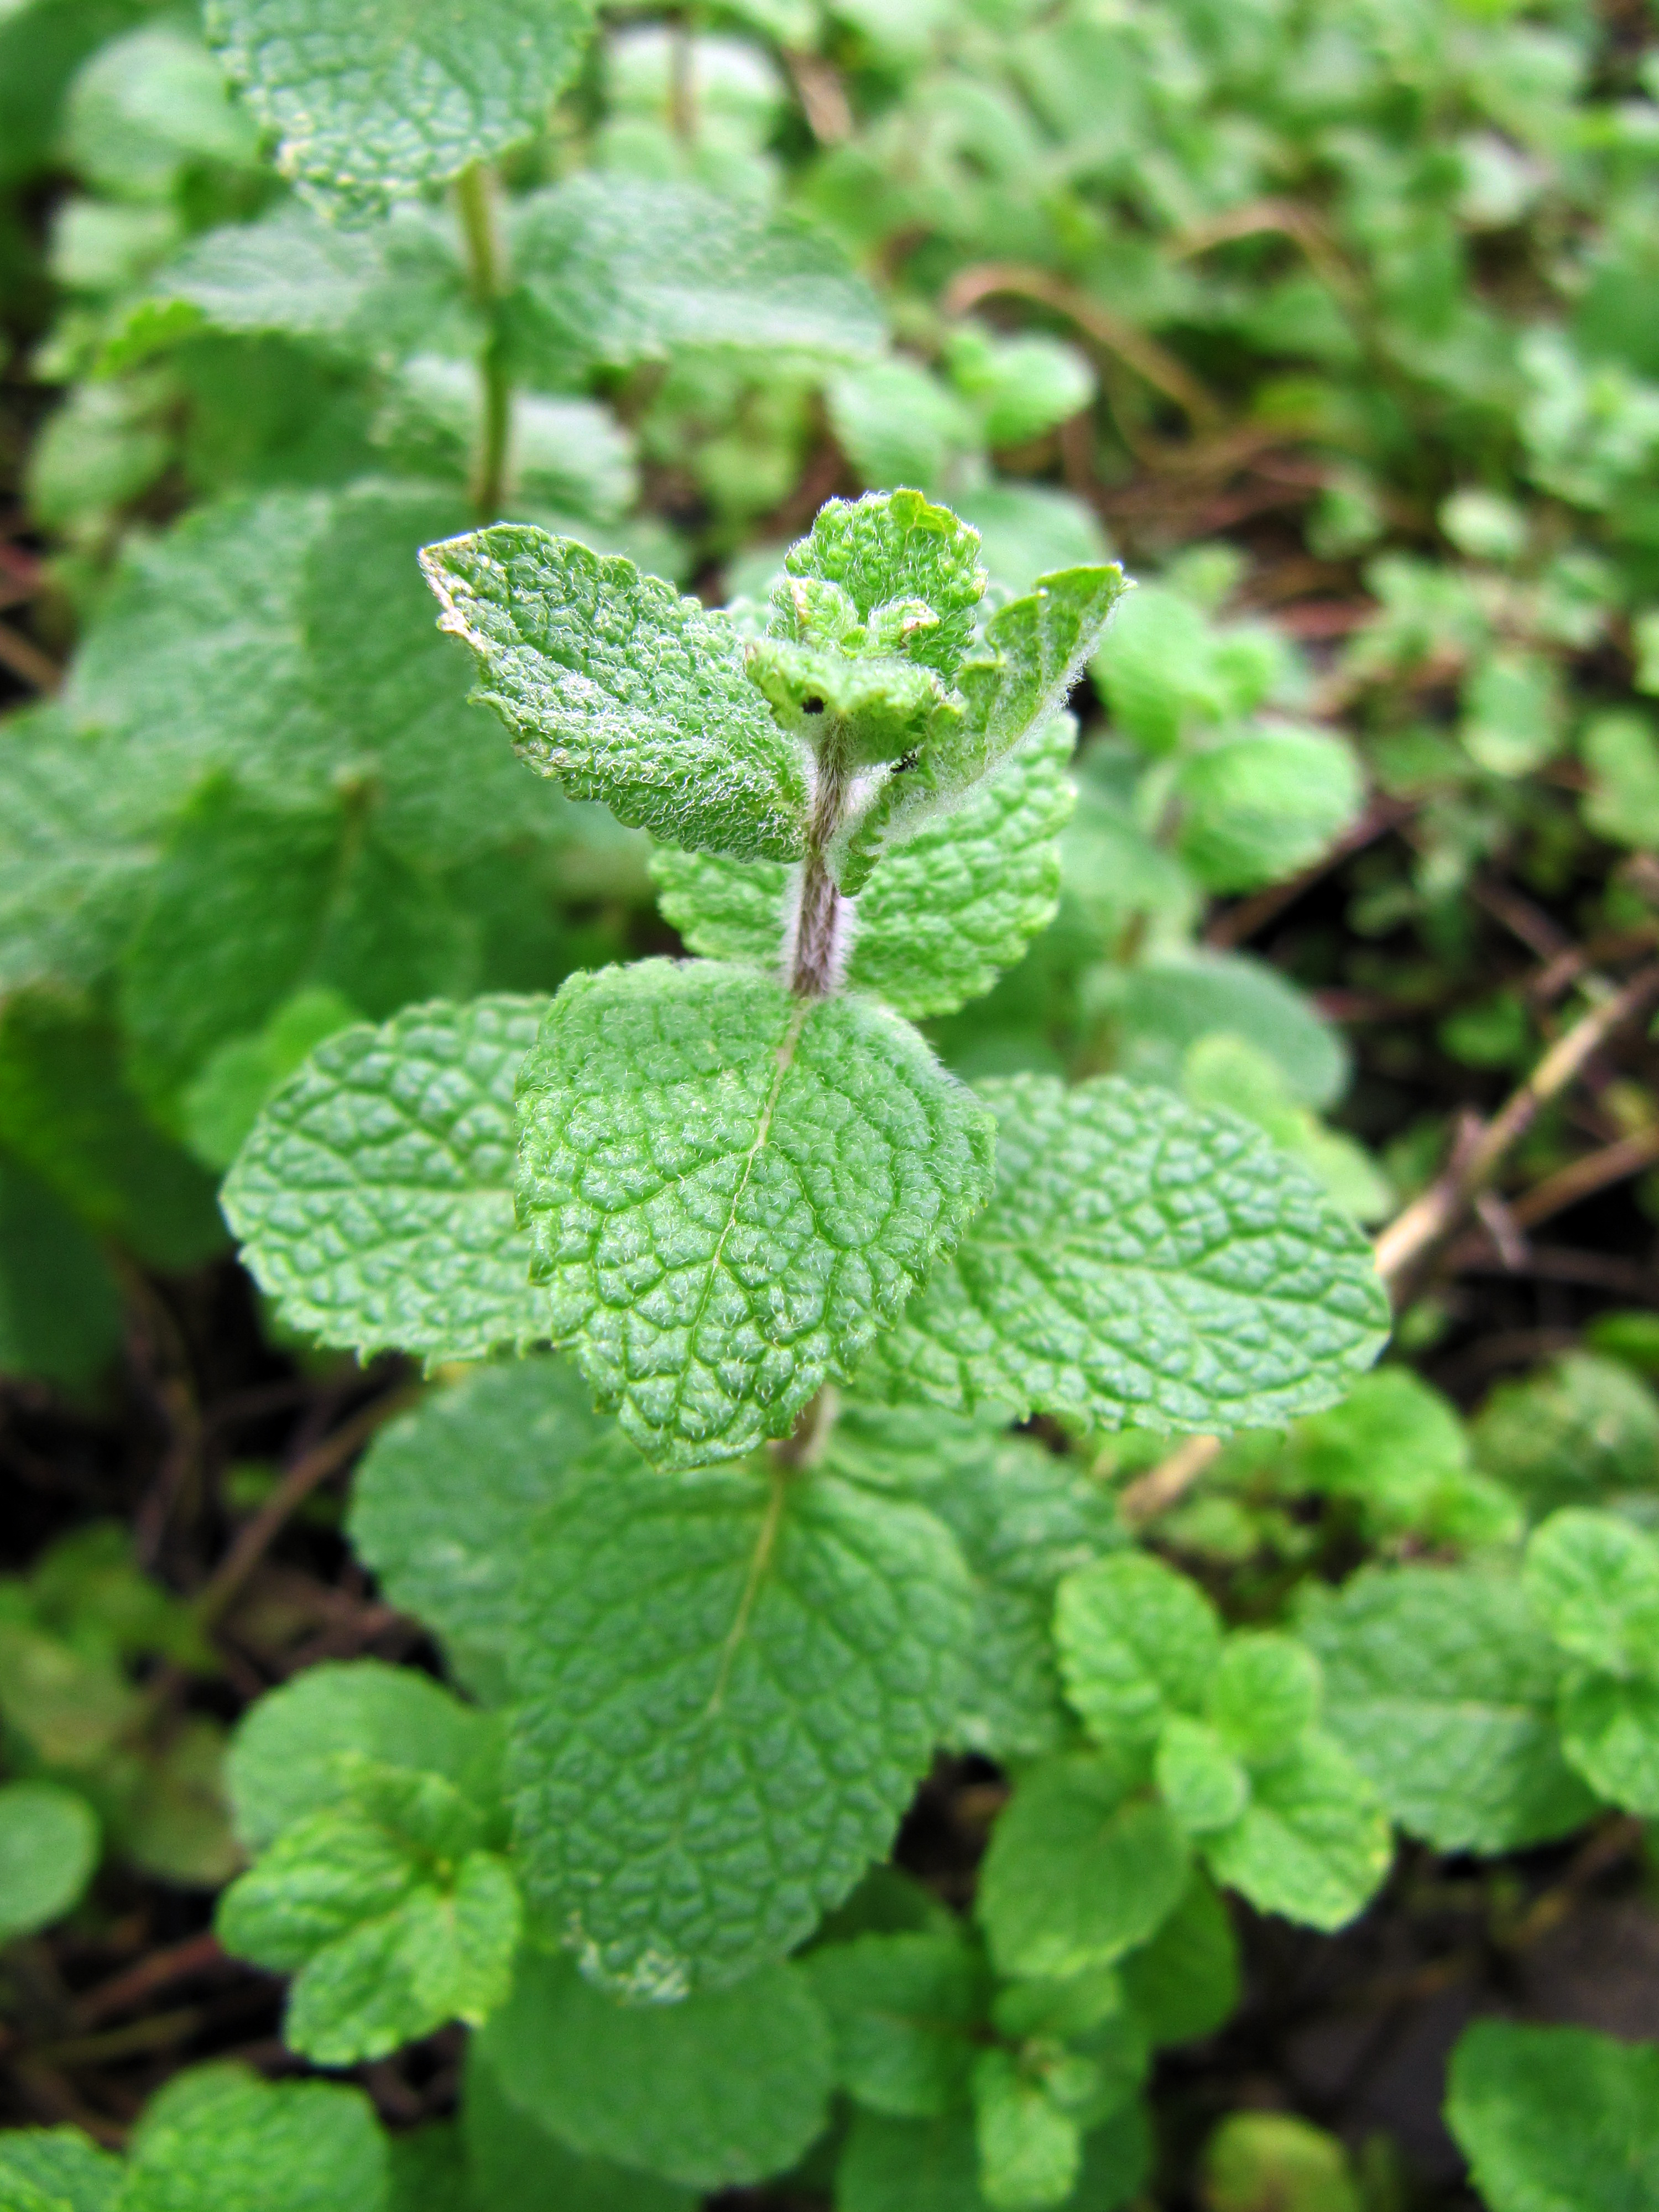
456 160 511 519
790 728 850 997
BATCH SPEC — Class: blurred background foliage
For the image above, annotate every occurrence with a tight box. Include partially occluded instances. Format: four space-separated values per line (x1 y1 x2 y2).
8 0 1659 2204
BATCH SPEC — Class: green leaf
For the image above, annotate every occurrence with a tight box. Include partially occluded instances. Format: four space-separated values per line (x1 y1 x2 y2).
420 526 810 865
650 713 1077 1020
123 2067 387 2212
66 485 557 870
0 2130 119 2212
0 999 223 1269
859 1075 1389 1434
202 0 594 212
1524 1508 1659 1677
462 2036 695 2212
947 326 1095 448
1284 1368 1520 1548
841 564 1126 893
1054 1553 1221 1750
1155 1720 1250 1838
1473 1353 1659 1515
223 995 552 1367
225 1658 502 1851
0 1782 98 1942
0 706 157 999
837 2105 1150 2212
878 1416 1123 1761
769 488 988 688
1202 2114 1360 2212
513 960 994 1467
1201 1736 1390 1932
1207 1635 1321 1764
1118 1873 1239 2047
1557 1671 1659 1813
1446 2020 1659 2212
349 1357 605 1702
217 1783 520 2063
506 1448 973 1996
119 784 472 1119
478 1949 832 2189
1172 726 1363 894
507 174 885 369
1105 951 1348 1112
1583 709 1659 849
383 2127 466 2212
977 1753 1191 1979
127 202 393 352
807 1930 984 2118
181 987 361 1173
972 2050 1081 2212
1306 1565 1598 1852
0 1154 123 1390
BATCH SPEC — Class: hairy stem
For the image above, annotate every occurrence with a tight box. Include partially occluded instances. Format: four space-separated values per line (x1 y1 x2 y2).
456 161 512 519
790 727 849 997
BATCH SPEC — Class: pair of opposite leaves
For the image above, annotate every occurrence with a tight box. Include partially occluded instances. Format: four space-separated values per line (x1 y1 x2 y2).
226 491 1388 1471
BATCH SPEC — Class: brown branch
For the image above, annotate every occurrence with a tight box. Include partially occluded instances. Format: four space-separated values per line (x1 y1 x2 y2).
1119 1434 1223 1526
74 1932 226 2028
0 622 62 693
195 1386 417 1628
1374 963 1659 1297
1170 197 1362 310
941 263 1224 433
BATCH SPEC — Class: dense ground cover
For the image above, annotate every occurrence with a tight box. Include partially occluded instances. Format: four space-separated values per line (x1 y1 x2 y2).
7 1 1659 2206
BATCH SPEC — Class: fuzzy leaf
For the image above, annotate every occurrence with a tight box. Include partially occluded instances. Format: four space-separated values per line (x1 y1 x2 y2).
421 526 810 864
1119 1874 1240 2048
1306 1566 1597 1852
650 714 1076 1019
123 2067 387 2212
225 1660 502 1851
807 1930 984 2119
1055 1554 1222 1751
478 1950 832 2189
506 1449 973 1997
977 1753 1190 1980
1202 1737 1390 1932
973 2051 1080 2212
859 1074 1389 1433
223 995 551 1367
202 0 594 211
0 2129 120 2212
508 174 884 369
1557 1671 1659 1813
0 1784 98 1944
839 566 1126 891
462 2038 696 2212
513 960 994 1467
349 1358 604 1703
1446 2021 1659 2212
1524 1507 1659 1678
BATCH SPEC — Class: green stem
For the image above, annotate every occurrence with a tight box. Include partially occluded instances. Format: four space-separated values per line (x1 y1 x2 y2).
456 160 512 519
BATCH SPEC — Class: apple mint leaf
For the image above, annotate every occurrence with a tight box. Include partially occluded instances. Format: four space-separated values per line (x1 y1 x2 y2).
972 2048 1081 2212
860 1074 1389 1433
123 2067 387 2212
0 2128 119 2212
1118 1873 1240 2048
218 1771 520 2064
1055 1554 1223 1752
0 707 159 999
67 486 560 870
1306 1566 1597 1852
1207 1634 1322 1765
1173 724 1364 894
513 959 994 1467
507 174 884 371
838 566 1126 893
977 1752 1191 1980
1201 1736 1390 1932
226 1659 503 1852
223 995 552 1367
506 1448 973 1996
650 714 1076 1019
463 2038 696 2212
119 783 472 1117
202 0 594 213
0 1783 98 1943
1446 2021 1659 2212
1155 1720 1249 1838
124 202 391 351
1524 1507 1659 1678
349 1357 605 1703
422 527 808 865
477 1949 832 2189
806 1929 984 2119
